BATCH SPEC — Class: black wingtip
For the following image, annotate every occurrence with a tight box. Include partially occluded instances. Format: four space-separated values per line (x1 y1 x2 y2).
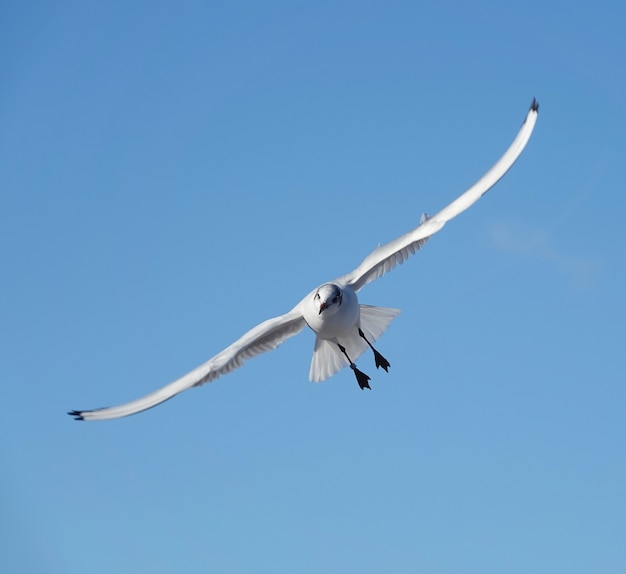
68 410 85 421
530 97 539 112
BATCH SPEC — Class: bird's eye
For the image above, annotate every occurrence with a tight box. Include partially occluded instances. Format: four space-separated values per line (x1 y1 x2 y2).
333 296 338 303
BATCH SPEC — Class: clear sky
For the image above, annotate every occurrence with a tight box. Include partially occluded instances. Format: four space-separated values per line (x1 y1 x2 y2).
2 1 625 573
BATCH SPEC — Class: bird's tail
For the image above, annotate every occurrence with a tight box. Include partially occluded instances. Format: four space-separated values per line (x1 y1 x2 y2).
309 305 400 382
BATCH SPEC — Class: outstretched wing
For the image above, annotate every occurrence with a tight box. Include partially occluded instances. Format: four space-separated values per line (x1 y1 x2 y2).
69 310 306 421
338 99 539 292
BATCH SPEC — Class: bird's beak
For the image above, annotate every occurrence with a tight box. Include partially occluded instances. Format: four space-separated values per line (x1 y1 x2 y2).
318 302 327 315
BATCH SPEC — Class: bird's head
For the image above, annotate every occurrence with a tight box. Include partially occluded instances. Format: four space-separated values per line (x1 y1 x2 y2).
314 284 343 315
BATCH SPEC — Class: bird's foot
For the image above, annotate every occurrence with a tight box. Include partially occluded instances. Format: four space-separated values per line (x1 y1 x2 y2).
373 349 390 372
350 363 371 390
357 328 390 373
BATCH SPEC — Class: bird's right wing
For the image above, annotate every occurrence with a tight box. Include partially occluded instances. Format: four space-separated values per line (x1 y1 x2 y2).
337 99 539 292
69 309 307 421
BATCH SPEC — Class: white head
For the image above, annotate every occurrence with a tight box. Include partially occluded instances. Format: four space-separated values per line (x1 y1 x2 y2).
314 283 344 315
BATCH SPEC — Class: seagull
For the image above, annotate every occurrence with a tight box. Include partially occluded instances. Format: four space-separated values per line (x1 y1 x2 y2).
69 99 539 421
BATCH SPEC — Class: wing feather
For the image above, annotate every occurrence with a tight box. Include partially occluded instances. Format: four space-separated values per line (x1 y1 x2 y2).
338 99 539 292
69 310 306 421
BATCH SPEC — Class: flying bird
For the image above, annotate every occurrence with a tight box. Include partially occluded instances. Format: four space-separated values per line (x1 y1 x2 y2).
69 99 539 421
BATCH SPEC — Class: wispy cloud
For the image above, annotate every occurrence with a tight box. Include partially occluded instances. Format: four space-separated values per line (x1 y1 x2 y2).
490 222 600 291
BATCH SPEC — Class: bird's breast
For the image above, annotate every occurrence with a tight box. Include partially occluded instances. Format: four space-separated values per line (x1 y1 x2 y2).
304 287 360 340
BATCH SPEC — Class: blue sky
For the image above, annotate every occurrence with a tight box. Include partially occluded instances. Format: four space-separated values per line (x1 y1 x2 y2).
2 1 625 572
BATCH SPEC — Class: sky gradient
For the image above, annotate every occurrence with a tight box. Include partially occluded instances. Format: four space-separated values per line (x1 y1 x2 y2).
2 1 625 573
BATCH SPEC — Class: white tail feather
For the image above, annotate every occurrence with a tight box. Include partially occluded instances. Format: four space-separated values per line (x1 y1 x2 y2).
309 305 400 382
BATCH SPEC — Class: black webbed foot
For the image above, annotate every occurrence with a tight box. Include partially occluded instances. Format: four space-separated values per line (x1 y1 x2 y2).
351 364 371 390
337 342 371 390
358 328 391 373
373 349 390 372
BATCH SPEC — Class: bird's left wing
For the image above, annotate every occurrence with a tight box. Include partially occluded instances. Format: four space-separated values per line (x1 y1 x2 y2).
337 99 539 292
69 309 306 421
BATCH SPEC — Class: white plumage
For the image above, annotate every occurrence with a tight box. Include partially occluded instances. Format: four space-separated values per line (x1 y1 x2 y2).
70 99 539 421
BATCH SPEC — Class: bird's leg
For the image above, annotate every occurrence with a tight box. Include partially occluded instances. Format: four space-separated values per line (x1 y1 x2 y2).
337 343 371 390
358 328 391 372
